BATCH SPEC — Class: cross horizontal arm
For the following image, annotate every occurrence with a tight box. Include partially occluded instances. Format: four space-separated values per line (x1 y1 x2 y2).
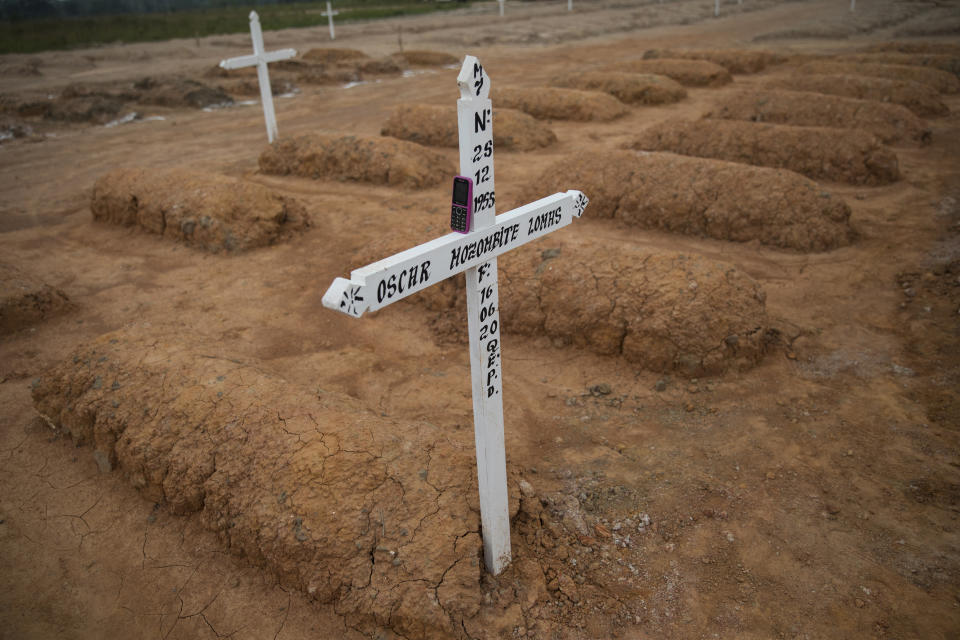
219 48 296 70
322 189 589 318
220 54 260 70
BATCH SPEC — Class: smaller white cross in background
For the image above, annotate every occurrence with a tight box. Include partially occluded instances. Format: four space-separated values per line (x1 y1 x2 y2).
219 11 296 143
322 1 340 40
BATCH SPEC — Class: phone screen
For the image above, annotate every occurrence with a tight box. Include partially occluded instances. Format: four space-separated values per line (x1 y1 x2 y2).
452 179 469 206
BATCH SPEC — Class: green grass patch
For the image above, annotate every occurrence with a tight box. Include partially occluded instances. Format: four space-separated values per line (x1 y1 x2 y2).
0 1 468 54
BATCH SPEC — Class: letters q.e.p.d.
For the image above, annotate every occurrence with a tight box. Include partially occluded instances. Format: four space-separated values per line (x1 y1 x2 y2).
321 55 588 576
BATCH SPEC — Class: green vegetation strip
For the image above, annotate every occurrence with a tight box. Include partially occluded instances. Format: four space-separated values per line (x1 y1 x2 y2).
0 1 468 54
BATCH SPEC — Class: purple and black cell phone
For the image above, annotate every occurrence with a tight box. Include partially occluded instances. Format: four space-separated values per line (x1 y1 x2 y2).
450 175 473 234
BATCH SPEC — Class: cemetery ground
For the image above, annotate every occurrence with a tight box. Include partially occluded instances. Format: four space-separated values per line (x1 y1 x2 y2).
1 0 959 638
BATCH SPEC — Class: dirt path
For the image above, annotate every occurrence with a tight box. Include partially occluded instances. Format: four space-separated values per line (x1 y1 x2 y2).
2 0 959 638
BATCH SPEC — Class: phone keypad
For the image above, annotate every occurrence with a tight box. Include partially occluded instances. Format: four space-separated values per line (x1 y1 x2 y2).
451 205 469 232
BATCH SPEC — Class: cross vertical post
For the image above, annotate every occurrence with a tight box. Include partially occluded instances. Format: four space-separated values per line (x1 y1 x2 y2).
568 0 572 11
322 1 340 40
219 11 297 143
456 56 511 574
714 0 720 16
498 0 505 17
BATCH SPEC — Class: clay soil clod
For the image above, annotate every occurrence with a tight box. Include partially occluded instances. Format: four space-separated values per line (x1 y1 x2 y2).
381 104 557 150
549 71 686 105
629 119 900 186
90 168 309 252
606 59 732 86
525 150 854 252
494 87 629 121
764 73 949 118
258 133 455 188
706 89 932 146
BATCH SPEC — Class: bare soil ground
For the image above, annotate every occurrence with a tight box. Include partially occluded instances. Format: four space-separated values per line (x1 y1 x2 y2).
1 0 959 639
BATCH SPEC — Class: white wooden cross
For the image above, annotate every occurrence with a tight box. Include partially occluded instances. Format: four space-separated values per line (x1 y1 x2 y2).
322 1 340 40
321 56 589 575
219 11 296 144
498 0 505 17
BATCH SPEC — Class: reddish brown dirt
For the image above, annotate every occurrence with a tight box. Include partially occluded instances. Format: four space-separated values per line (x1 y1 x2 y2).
606 58 732 87
357 236 771 376
0 262 71 336
764 73 949 118
495 87 629 122
395 50 460 67
549 71 687 105
835 52 960 77
525 149 854 251
641 48 785 73
91 168 310 252
629 118 900 186
381 104 558 150
706 88 932 146
258 133 455 188
794 60 960 94
31 326 490 639
2 1 960 639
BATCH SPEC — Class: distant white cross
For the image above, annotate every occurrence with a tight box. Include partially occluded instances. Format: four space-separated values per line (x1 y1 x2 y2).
219 11 296 143
498 0 505 17
322 1 340 40
322 56 589 575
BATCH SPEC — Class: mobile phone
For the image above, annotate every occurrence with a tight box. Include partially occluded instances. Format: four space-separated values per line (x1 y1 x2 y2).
450 175 473 234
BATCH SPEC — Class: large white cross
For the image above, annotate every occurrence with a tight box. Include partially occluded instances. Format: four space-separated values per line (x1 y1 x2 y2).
219 11 296 143
322 1 340 40
322 56 588 575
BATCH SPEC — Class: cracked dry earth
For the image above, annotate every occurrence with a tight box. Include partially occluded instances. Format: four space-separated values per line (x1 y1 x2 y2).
2 0 960 638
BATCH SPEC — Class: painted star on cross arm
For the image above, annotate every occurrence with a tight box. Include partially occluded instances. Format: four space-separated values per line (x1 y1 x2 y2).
341 285 364 317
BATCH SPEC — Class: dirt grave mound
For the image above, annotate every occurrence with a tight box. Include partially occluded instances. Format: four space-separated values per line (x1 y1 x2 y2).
380 104 557 150
357 238 770 376
867 41 960 56
836 52 960 77
31 327 497 640
90 168 309 252
706 89 931 146
295 63 361 85
629 119 899 186
132 76 233 109
2 88 127 124
393 50 459 66
259 133 455 188
794 61 960 94
302 47 369 63
549 71 686 105
0 262 71 335
605 59 732 86
523 150 853 252
764 73 948 118
495 87 629 121
641 48 785 74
